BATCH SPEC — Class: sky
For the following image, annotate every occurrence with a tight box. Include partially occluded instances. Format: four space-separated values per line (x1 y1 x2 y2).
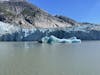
28 0 100 24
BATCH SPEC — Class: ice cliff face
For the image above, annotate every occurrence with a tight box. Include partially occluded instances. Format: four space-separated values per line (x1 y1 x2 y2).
0 22 19 34
0 21 100 41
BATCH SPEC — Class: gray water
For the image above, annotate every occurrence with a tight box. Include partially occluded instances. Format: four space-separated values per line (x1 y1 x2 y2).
0 41 100 75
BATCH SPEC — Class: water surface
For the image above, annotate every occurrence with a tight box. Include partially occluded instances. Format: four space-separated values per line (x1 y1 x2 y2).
0 41 100 75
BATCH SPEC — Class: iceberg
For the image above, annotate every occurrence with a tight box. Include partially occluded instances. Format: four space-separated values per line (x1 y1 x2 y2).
69 37 81 43
39 35 81 44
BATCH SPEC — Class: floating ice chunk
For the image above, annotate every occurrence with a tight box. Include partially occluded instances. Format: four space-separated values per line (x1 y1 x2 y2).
69 37 81 43
39 35 81 44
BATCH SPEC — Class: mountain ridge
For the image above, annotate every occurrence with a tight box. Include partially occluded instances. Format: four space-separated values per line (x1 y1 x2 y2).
0 1 77 28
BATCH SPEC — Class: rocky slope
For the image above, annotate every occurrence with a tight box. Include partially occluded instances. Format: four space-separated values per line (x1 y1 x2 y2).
0 0 75 28
0 0 100 41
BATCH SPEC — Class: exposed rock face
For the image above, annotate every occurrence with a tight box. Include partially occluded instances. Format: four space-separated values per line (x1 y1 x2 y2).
55 15 79 26
0 1 73 28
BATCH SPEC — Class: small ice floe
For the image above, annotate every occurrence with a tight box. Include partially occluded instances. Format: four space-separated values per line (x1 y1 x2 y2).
69 37 81 43
39 35 81 44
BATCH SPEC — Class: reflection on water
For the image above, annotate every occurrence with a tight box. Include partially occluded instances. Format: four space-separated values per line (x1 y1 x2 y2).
0 41 100 75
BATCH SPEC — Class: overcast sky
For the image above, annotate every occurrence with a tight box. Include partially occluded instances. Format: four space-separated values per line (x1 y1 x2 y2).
28 0 100 24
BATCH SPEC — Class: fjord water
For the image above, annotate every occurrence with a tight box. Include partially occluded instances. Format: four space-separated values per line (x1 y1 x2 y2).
0 42 100 75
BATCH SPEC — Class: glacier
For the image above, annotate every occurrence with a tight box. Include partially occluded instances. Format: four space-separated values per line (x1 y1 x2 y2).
0 21 100 41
